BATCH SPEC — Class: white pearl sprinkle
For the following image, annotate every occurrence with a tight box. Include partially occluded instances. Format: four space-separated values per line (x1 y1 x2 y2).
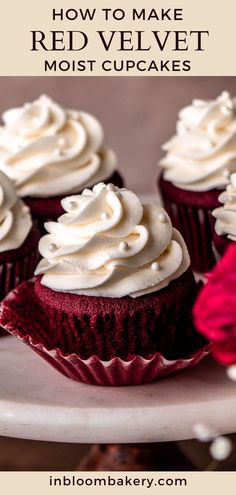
58 137 66 147
193 423 215 442
48 243 58 252
227 184 234 192
151 262 160 271
226 364 236 381
101 212 110 220
210 436 232 461
158 213 166 223
119 241 129 251
106 183 115 192
67 201 78 210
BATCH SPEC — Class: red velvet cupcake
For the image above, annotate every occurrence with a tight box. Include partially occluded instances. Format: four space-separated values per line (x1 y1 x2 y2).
212 173 236 257
159 175 219 272
0 183 208 383
0 95 123 227
24 170 123 224
158 91 236 273
0 171 40 336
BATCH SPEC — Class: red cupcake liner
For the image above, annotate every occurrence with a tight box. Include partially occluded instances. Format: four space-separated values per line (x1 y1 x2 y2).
159 175 220 273
15 340 210 386
0 281 210 386
0 251 39 301
163 197 216 272
0 251 40 336
0 224 40 337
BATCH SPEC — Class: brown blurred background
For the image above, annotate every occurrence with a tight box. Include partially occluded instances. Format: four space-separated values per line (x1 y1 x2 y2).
0 76 235 193
0 77 236 470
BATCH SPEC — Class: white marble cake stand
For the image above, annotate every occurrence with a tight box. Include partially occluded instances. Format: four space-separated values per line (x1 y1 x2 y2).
0 336 235 444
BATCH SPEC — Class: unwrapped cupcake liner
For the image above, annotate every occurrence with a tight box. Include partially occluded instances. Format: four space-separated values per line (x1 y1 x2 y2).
0 281 210 386
23 342 210 386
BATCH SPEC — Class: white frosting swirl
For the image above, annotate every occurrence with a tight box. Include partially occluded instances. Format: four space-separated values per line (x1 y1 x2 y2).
213 173 236 241
160 91 236 191
35 183 190 298
0 95 116 198
0 171 32 252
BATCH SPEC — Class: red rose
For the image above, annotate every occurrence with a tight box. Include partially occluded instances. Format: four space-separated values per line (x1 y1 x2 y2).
194 244 236 365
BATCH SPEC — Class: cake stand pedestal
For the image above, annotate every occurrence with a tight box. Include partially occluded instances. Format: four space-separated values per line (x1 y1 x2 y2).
0 336 235 470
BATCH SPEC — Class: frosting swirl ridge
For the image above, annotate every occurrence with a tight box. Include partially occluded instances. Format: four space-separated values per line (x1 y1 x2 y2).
35 183 190 298
0 171 32 252
160 91 236 192
0 95 116 198
213 173 236 241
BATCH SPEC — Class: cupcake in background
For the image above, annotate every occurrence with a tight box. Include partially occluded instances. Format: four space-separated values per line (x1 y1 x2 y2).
0 171 40 335
158 91 236 273
0 183 208 384
0 95 123 227
212 173 236 256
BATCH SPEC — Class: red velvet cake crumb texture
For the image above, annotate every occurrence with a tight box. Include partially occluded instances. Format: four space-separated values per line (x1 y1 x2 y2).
30 268 206 361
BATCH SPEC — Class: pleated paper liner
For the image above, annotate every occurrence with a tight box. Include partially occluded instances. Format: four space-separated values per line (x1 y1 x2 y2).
0 280 210 386
159 174 220 273
0 226 40 336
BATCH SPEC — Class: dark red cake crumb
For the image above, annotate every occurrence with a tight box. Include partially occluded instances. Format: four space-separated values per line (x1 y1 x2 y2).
33 268 205 361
